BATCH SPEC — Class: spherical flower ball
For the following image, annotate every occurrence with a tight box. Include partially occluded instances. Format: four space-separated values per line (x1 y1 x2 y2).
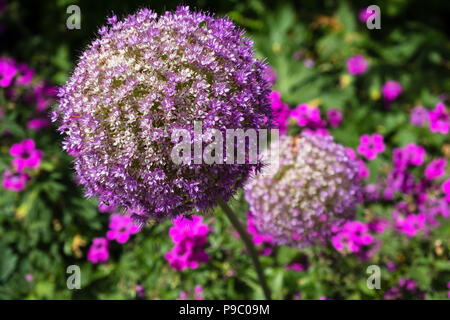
54 7 272 222
244 133 362 249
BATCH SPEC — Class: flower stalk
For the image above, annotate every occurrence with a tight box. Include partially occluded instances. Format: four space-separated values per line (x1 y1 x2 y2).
217 197 271 300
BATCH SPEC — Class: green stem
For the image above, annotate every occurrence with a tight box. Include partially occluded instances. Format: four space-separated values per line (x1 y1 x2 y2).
217 197 271 300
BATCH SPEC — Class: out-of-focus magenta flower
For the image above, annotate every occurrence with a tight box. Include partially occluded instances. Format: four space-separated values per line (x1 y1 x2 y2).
9 139 43 172
177 285 204 300
302 127 329 137
395 213 426 237
443 179 450 202
346 55 368 75
87 237 109 264
332 221 374 256
382 81 402 101
0 57 17 87
428 102 449 134
384 278 425 300
293 51 303 60
291 104 322 127
25 274 34 282
368 217 389 234
15 63 34 86
269 91 290 134
284 262 306 272
410 106 428 126
386 261 396 272
247 211 273 255
165 215 209 271
26 118 50 131
393 143 426 170
304 58 314 68
358 159 370 179
424 158 446 180
135 284 146 298
106 213 140 244
346 147 370 179
31 82 58 111
363 184 380 202
326 108 343 128
98 201 117 213
2 169 29 191
358 7 377 23
357 133 385 161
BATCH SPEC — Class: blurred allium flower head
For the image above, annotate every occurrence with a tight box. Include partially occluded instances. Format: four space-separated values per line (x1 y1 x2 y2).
244 134 362 249
346 55 368 75
346 147 370 179
54 7 272 222
382 80 402 101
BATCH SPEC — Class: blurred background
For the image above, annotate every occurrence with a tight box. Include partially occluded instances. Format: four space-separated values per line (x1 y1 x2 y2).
0 0 449 299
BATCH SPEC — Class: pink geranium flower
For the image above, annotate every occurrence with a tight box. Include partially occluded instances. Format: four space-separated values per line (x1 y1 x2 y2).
26 118 50 131
9 139 43 172
106 213 140 243
0 57 17 87
346 55 368 75
15 63 34 86
165 215 210 271
326 108 343 128
410 106 428 126
268 91 290 135
358 7 377 23
2 169 29 191
291 104 322 127
424 158 446 180
443 179 450 202
87 238 109 263
428 102 449 134
395 213 426 237
382 81 402 101
357 133 385 160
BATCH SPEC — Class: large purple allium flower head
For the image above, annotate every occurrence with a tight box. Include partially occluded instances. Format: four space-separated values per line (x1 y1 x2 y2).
244 134 362 249
54 7 272 222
